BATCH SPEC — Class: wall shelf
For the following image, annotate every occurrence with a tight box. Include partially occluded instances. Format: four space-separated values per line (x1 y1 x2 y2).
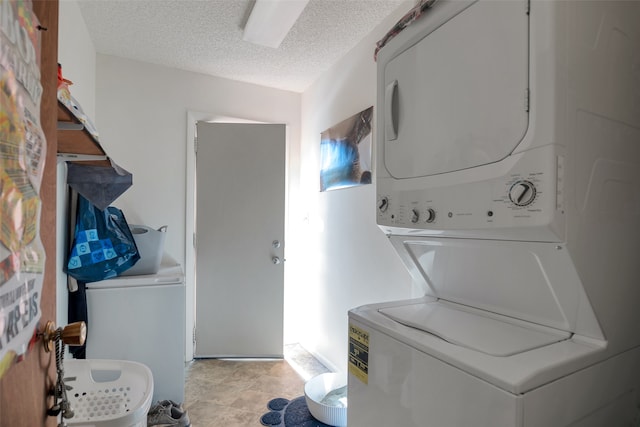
57 101 110 166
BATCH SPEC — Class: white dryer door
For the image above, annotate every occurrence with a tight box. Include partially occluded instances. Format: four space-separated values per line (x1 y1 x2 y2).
382 0 529 178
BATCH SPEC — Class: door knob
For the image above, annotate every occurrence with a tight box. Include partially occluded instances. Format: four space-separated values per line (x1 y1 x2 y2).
40 321 87 352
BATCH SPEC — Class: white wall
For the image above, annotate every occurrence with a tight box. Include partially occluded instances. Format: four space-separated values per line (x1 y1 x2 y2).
95 55 301 263
294 2 418 373
58 1 96 118
56 0 97 328
59 0 421 374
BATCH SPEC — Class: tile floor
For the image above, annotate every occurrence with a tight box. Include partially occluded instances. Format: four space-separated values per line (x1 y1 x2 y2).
183 344 330 426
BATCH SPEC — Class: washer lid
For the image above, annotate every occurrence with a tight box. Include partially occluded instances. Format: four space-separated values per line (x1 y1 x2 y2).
86 256 183 288
379 301 571 357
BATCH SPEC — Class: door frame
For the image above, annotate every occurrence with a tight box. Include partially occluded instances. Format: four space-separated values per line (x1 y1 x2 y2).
185 111 289 361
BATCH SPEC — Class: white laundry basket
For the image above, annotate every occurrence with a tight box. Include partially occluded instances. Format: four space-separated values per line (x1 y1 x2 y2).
64 359 154 427
121 225 167 276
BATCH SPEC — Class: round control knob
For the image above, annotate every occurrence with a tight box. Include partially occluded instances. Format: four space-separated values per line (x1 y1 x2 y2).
509 180 537 206
425 208 436 223
410 209 420 223
378 197 389 212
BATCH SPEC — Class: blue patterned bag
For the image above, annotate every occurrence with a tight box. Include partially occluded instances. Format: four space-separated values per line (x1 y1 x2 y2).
65 195 139 282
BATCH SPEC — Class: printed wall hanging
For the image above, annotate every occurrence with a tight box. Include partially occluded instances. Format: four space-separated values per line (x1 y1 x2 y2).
0 0 47 379
320 106 373 192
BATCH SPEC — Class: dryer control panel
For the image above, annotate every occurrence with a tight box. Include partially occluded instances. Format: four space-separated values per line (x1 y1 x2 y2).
376 148 565 242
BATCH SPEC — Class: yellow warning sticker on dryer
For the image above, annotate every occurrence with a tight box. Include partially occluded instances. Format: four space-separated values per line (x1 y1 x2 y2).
348 323 369 384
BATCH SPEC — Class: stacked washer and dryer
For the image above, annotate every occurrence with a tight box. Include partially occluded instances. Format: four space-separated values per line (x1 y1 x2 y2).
348 1 640 426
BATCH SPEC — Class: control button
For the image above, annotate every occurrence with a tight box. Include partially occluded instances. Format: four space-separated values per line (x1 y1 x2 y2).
378 197 389 212
410 209 420 223
425 208 436 223
509 180 537 207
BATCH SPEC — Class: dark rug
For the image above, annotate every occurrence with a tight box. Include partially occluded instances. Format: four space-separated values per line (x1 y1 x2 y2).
260 396 331 427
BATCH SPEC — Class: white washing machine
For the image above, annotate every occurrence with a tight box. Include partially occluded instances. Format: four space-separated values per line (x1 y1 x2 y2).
348 0 640 425
85 257 185 403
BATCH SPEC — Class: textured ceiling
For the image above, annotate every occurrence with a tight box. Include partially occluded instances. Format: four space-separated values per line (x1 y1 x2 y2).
77 0 407 93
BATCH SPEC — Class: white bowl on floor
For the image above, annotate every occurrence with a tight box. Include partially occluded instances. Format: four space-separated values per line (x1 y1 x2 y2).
304 373 347 427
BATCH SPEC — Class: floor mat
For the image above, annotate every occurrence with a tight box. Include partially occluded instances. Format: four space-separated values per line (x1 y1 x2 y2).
260 396 331 427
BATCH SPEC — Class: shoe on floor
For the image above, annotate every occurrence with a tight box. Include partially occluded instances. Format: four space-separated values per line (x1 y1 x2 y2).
147 404 190 427
149 399 184 413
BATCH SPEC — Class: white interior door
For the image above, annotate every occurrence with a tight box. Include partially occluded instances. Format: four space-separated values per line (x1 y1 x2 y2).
195 122 285 357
